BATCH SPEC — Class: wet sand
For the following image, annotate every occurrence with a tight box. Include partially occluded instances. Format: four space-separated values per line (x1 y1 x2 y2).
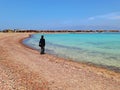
0 33 120 90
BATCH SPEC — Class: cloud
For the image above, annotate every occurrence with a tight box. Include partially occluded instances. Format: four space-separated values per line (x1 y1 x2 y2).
88 12 120 20
88 17 95 20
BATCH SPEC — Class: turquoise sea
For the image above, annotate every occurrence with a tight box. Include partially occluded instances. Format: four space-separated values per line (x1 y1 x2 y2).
23 33 120 72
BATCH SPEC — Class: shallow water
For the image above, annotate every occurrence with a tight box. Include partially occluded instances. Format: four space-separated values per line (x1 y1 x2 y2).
23 33 120 71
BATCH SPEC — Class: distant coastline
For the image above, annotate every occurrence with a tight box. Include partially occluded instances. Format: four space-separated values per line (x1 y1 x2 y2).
0 29 120 33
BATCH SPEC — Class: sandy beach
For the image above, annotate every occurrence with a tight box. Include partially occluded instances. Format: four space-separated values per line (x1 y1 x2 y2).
0 33 120 90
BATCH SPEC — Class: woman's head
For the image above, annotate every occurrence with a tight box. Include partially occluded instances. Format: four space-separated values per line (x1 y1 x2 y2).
41 35 44 39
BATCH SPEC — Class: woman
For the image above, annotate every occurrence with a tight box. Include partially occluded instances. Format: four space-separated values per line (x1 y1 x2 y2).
39 35 45 54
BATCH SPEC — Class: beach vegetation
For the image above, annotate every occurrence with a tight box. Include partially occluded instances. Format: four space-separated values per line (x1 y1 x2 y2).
2 29 14 33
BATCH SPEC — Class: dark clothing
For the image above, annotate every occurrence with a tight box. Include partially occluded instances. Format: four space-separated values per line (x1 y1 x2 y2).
39 38 45 47
39 38 45 54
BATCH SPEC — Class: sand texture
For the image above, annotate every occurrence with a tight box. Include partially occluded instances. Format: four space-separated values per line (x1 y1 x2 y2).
0 33 120 90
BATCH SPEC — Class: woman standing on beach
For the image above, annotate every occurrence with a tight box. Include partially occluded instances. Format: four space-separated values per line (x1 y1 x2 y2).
39 35 45 54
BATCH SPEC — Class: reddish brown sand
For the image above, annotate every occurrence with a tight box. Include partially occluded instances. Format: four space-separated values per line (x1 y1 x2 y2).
0 33 120 90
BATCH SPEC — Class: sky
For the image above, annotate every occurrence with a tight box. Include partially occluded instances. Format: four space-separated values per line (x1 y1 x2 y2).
0 0 120 30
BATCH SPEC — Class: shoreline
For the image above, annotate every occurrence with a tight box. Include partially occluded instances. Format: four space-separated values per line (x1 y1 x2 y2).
0 33 120 89
22 33 120 73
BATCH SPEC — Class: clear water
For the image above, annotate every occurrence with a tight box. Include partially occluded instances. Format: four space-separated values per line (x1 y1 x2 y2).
23 33 120 71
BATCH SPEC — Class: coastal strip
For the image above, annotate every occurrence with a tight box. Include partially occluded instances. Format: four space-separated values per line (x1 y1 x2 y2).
0 33 120 90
